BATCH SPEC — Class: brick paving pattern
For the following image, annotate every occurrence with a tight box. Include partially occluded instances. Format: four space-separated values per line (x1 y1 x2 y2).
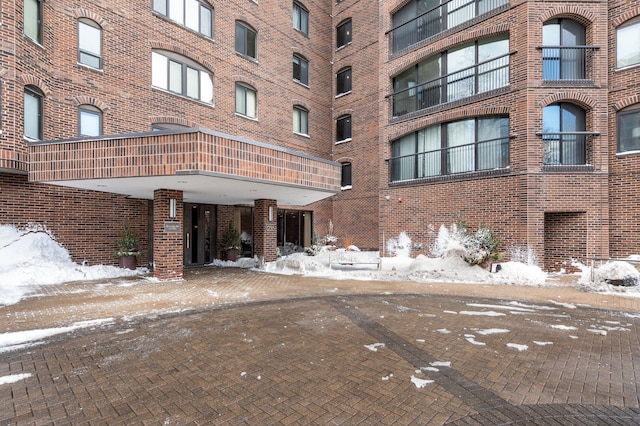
1 268 639 424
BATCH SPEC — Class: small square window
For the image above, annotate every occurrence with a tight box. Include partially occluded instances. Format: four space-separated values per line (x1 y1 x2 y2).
79 106 103 136
341 162 352 188
236 83 257 118
336 115 352 142
235 21 257 59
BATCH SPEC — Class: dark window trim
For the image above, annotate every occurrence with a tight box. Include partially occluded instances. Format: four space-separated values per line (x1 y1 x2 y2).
78 104 103 137
336 18 352 49
336 114 352 142
78 19 102 69
235 82 257 118
341 162 352 188
336 67 352 96
616 105 640 153
152 0 214 38
24 85 44 140
293 54 309 85
235 21 257 60
24 0 44 44
293 1 309 35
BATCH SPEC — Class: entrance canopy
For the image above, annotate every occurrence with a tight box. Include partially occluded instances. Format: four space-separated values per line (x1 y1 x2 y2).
28 128 341 206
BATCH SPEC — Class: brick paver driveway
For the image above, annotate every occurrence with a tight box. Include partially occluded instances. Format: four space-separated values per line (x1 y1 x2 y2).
1 268 639 424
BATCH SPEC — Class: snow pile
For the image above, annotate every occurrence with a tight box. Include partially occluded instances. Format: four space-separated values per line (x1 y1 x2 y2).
577 260 640 295
386 232 412 257
0 224 145 306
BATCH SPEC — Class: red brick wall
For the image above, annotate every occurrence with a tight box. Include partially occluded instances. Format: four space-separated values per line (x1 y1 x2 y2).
0 173 149 266
152 189 183 280
544 212 587 272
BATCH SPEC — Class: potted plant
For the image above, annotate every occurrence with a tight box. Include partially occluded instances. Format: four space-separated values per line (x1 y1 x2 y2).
219 221 241 261
114 224 140 270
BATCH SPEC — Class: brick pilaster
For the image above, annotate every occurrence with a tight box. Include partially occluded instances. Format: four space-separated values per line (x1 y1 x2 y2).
254 199 278 263
153 189 184 280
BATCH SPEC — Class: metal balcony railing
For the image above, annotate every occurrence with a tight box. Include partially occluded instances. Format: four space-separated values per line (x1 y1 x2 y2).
389 53 511 118
540 132 591 165
539 45 599 81
388 136 510 182
389 0 509 53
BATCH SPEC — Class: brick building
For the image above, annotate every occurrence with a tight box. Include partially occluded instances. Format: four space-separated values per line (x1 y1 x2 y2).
1 0 640 278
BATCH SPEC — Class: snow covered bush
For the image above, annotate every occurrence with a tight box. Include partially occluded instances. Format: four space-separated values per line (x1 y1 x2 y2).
387 232 412 257
431 221 503 267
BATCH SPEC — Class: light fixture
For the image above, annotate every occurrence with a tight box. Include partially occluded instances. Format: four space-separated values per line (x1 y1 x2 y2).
268 206 274 222
169 198 177 219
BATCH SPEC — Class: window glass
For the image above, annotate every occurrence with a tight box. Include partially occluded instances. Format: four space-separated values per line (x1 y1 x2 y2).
337 19 352 48
236 84 257 118
152 51 213 103
293 106 308 135
79 106 102 136
618 107 640 152
24 0 42 43
235 22 257 59
293 2 309 35
447 44 475 102
617 19 640 69
336 115 351 142
542 103 586 165
24 86 43 140
341 162 352 188
78 20 102 69
153 0 213 38
336 67 352 95
542 19 586 80
390 116 509 181
293 55 309 85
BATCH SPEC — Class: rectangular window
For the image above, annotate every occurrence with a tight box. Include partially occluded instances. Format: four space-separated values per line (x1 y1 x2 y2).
293 106 308 135
293 55 309 85
24 0 43 43
236 84 257 118
618 108 640 153
390 117 509 181
337 19 352 48
392 36 509 115
293 2 309 35
235 22 257 59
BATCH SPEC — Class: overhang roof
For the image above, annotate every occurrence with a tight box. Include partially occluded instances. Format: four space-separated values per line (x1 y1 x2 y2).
28 128 341 206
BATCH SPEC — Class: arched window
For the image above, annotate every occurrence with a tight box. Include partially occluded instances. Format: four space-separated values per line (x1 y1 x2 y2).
542 19 586 80
78 19 102 69
336 115 351 142
617 16 640 69
293 105 309 135
336 67 352 96
293 54 309 85
337 19 352 49
24 85 43 140
235 83 257 118
78 105 103 136
542 103 586 165
151 50 214 104
617 104 640 153
293 2 309 35
341 162 352 188
235 21 257 59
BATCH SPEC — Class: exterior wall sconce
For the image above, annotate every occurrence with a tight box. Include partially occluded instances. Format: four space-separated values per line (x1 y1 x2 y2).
169 198 177 219
268 206 274 222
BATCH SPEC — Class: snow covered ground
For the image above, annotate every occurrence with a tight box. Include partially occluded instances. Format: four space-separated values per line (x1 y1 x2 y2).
2 223 640 309
1 223 640 390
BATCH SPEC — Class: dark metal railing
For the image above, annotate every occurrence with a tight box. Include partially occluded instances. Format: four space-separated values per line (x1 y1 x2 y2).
390 53 510 117
539 45 599 81
540 132 589 165
388 136 510 182
389 0 509 53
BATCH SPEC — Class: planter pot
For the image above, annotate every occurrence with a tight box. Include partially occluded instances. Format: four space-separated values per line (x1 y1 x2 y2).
224 249 238 261
119 255 138 270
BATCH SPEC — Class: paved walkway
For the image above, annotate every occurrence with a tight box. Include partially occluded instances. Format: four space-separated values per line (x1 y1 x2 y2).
1 268 639 424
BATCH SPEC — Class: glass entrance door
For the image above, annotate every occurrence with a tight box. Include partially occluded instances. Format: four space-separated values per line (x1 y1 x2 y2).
184 204 215 265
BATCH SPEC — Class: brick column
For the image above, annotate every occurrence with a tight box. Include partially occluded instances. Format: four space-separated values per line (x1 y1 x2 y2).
254 199 278 263
153 189 183 280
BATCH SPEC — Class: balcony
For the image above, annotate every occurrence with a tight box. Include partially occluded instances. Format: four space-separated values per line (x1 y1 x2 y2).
389 53 511 118
539 132 600 169
389 0 509 54
539 45 599 83
388 136 511 183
